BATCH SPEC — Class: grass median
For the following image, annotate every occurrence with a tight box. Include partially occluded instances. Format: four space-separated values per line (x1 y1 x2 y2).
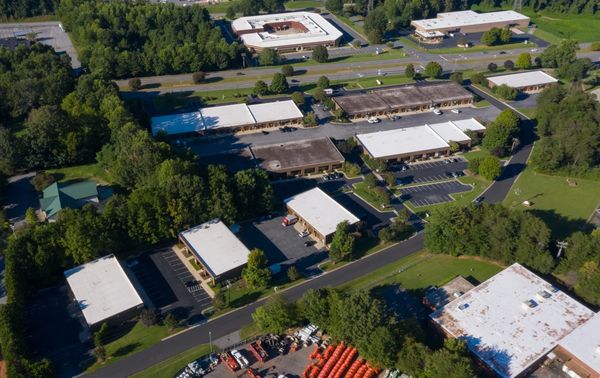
129 344 213 378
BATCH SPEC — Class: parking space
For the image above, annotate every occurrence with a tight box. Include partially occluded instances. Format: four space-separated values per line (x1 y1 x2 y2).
393 158 467 185
399 180 472 207
158 250 212 310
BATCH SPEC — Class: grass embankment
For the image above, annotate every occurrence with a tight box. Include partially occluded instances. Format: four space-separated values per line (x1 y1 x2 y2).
503 165 600 238
341 250 503 292
46 163 112 185
398 37 534 54
129 344 213 378
86 323 182 373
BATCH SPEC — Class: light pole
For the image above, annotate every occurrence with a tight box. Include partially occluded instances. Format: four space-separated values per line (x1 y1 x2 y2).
209 330 212 353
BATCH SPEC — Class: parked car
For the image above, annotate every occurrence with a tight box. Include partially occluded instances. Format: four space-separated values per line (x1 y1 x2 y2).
299 230 309 238
262 130 269 135
390 115 400 121
230 349 248 369
334 172 343 179
282 214 298 226
304 240 316 247
432 108 442 115
367 117 380 124
451 109 460 114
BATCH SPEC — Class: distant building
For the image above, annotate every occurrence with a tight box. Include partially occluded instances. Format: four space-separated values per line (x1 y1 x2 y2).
411 10 530 43
151 100 303 136
251 137 345 178
231 11 343 52
332 82 474 119
40 181 109 221
179 219 251 284
430 263 594 378
423 275 475 310
356 118 486 162
487 70 558 93
65 255 144 328
284 187 359 244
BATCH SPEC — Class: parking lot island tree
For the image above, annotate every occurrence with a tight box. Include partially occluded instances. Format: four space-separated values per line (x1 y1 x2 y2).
242 248 272 289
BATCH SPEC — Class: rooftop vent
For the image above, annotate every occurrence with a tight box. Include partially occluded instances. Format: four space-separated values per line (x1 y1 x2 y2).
453 291 464 298
536 290 552 300
522 299 538 309
458 303 469 311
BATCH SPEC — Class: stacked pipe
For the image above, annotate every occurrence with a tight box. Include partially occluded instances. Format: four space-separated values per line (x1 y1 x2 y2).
329 346 353 377
317 343 346 378
333 347 358 378
346 357 365 377
363 364 382 378
309 365 320 378
352 363 369 378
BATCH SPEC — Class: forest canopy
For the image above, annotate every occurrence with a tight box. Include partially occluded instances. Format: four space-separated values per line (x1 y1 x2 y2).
58 0 245 78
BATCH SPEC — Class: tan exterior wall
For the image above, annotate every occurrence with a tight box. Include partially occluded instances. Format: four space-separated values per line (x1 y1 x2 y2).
285 205 328 244
271 161 344 178
487 81 554 93
341 97 473 119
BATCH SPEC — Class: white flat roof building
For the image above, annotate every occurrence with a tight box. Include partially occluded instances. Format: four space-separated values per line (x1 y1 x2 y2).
428 121 471 143
179 219 251 279
431 263 594 378
411 10 530 35
248 100 304 124
284 187 359 239
450 118 487 132
356 125 450 159
64 255 144 327
487 70 558 90
150 100 303 136
557 312 600 376
232 12 343 51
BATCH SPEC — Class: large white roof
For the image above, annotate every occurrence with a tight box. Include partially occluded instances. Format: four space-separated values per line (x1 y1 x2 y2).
412 10 529 31
450 118 486 132
356 125 450 159
559 312 600 374
64 255 143 326
284 187 359 237
428 121 471 143
431 263 594 378
248 100 304 123
151 112 204 136
200 103 256 130
232 12 343 49
487 70 558 89
179 219 250 277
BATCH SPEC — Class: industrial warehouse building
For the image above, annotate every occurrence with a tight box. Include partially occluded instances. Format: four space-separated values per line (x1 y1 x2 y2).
179 219 251 284
430 263 595 378
231 11 343 52
411 10 530 42
487 70 558 93
332 82 474 119
151 100 303 136
284 187 359 244
356 118 486 162
64 255 144 328
251 137 345 178
550 312 600 378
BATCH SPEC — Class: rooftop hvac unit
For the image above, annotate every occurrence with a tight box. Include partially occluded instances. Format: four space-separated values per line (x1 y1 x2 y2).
522 299 538 309
457 303 469 311
536 290 552 300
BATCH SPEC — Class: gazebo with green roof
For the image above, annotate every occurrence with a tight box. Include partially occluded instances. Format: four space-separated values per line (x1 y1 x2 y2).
40 181 100 220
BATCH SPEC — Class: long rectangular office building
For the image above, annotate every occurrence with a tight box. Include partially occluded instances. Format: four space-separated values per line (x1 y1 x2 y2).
487 70 558 93
332 82 474 119
151 100 303 136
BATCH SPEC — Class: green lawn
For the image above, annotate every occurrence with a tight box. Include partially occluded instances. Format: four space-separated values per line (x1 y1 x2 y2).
86 322 181 373
503 165 600 238
341 251 503 292
239 322 263 340
46 163 112 184
343 73 414 90
129 344 213 378
461 149 493 162
285 0 323 9
398 37 534 54
474 99 491 108
516 107 536 119
334 13 365 36
352 182 394 212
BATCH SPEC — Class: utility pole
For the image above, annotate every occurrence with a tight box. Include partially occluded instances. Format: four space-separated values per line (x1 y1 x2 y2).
556 240 568 258
209 330 213 353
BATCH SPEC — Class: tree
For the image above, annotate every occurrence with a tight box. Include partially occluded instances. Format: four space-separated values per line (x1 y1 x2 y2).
163 313 178 330
425 61 443 79
557 58 594 80
364 173 378 188
325 0 344 13
379 216 414 242
291 92 305 106
317 75 330 89
269 73 289 94
499 27 512 44
140 308 159 326
470 72 487 85
494 84 518 100
212 289 227 310
478 156 502 180
312 45 329 63
225 6 236 19
259 48 278 66
252 295 297 334
488 62 498 72
482 109 520 156
94 345 107 362
481 28 500 46
31 172 55 192
254 80 269 96
504 59 515 70
299 288 337 329
515 52 532 69
128 78 142 91
343 162 361 177
281 65 294 76
303 112 318 127
329 221 356 262
396 337 429 375
468 157 482 174
364 7 387 44
450 72 463 85
25 208 37 225
262 0 285 13
242 248 271 289
237 0 262 15
93 323 110 348
192 72 206 84
287 265 300 281
540 39 578 68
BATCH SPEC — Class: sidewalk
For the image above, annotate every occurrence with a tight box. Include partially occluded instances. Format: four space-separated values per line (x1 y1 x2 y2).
172 244 215 298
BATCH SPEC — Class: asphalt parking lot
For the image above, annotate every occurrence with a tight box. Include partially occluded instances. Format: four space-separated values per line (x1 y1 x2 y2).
238 217 327 274
399 180 472 207
393 158 467 185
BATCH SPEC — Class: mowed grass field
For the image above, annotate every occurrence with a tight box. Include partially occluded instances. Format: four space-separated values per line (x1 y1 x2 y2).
341 251 503 292
47 163 112 184
503 165 600 238
129 344 212 378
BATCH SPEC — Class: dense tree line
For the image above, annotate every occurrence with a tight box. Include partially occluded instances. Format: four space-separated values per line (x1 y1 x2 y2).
425 203 555 273
0 0 56 19
58 0 244 78
481 109 520 157
233 0 285 16
530 85 600 177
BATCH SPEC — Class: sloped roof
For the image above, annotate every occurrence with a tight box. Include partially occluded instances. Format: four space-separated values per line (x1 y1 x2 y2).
41 181 99 218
